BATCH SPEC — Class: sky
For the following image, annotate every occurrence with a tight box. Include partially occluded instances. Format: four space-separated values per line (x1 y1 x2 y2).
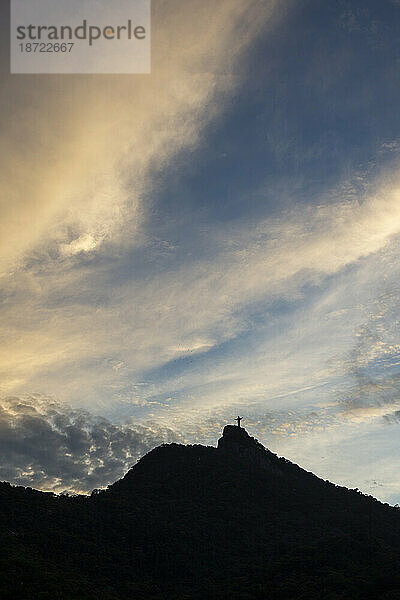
2 0 400 501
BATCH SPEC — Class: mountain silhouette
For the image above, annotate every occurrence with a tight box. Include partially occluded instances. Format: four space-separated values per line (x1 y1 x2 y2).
1 425 400 599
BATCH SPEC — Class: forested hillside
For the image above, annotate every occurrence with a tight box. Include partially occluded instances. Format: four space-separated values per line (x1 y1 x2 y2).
1 426 400 599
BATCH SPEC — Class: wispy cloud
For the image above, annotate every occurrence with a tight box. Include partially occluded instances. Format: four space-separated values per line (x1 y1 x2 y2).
339 288 400 416
2 165 400 409
0 0 280 276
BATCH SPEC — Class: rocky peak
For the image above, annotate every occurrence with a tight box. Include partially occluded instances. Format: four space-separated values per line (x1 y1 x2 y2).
217 425 282 474
217 425 258 450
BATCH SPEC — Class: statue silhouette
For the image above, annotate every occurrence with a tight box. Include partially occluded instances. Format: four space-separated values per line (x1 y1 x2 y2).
235 416 243 427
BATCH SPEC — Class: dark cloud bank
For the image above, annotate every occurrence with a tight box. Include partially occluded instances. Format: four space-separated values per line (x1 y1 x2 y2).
0 395 336 494
0 396 182 493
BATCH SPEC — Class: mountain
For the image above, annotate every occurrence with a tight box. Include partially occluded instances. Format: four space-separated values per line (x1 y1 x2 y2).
1 425 400 599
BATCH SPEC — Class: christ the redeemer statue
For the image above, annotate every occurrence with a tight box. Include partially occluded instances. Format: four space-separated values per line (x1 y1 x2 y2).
235 416 243 427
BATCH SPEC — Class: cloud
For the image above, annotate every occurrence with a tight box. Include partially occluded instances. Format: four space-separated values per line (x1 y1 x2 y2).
0 395 182 493
0 0 287 405
338 288 400 416
2 0 400 413
2 164 400 411
0 0 280 277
